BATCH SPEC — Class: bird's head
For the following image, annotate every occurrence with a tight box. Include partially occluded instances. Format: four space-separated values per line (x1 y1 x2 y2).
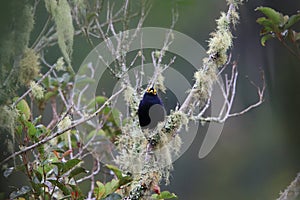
146 87 157 96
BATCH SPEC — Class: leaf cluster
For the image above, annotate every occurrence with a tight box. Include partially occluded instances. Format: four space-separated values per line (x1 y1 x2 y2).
256 7 300 49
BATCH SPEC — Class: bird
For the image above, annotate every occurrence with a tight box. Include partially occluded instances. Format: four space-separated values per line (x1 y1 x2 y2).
138 87 165 129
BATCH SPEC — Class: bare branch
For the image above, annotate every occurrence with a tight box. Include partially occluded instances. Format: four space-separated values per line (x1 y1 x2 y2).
198 66 266 123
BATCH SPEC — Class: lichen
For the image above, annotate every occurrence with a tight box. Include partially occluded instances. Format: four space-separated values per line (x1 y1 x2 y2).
156 72 166 93
58 115 72 131
45 0 74 66
164 110 188 134
30 81 45 100
55 57 66 71
19 48 40 86
123 85 139 117
124 85 135 104
115 122 146 174
0 106 18 136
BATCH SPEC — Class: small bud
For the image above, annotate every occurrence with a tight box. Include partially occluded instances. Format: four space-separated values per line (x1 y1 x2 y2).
152 185 160 194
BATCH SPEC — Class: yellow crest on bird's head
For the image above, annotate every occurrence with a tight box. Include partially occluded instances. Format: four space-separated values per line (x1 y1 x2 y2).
146 87 157 95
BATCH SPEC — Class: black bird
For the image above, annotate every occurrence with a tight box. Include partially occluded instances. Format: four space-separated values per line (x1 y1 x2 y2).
138 87 165 129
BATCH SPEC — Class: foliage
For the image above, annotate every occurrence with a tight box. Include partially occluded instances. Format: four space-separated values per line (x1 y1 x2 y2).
256 6 300 60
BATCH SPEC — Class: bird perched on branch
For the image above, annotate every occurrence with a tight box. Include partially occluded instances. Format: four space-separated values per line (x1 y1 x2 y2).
138 87 165 129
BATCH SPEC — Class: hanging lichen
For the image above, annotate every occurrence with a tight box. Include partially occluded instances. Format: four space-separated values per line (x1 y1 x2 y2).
45 0 74 67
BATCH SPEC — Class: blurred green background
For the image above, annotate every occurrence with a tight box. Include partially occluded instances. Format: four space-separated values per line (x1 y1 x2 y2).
1 0 300 199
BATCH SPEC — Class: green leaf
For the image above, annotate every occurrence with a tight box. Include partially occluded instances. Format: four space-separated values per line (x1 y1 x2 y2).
69 167 87 179
118 174 133 187
63 159 81 173
285 13 300 29
87 96 108 110
44 91 58 101
15 99 31 120
255 7 283 26
94 181 106 199
256 17 274 29
260 34 274 46
39 161 52 174
49 180 70 195
35 124 48 137
32 115 42 125
106 164 132 187
31 182 43 196
33 169 43 182
151 191 178 199
106 165 123 180
52 162 64 175
104 179 119 197
25 121 37 140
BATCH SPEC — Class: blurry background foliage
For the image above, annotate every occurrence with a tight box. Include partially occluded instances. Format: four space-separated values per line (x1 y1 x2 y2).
0 0 299 199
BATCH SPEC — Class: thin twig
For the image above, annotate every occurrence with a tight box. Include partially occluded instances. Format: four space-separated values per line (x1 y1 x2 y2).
12 64 56 107
0 87 125 165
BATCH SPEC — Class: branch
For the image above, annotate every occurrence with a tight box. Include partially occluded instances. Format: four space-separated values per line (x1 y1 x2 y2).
198 68 265 123
180 2 238 113
0 87 125 165
277 173 300 200
12 63 56 107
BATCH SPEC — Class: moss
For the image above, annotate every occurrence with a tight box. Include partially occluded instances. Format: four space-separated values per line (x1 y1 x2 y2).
19 48 40 85
0 2 34 104
0 106 18 136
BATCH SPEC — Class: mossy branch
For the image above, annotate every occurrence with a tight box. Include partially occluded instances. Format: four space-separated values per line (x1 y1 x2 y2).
277 173 300 200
